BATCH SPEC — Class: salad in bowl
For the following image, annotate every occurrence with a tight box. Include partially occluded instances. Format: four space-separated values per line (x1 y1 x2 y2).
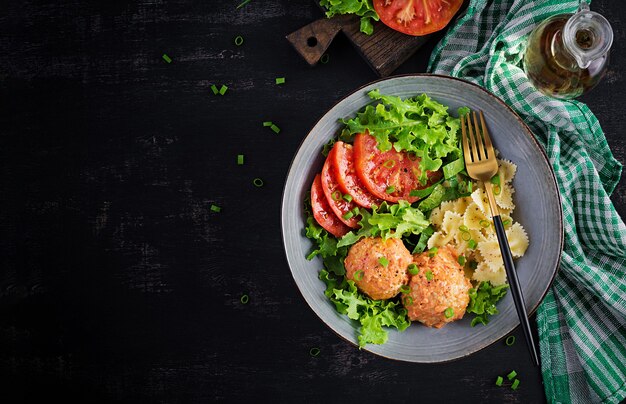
304 90 528 347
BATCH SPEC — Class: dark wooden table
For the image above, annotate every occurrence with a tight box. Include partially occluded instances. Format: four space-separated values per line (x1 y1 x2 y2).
1 1 624 402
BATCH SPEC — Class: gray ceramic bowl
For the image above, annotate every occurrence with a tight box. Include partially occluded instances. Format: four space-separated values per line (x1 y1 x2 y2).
281 74 562 363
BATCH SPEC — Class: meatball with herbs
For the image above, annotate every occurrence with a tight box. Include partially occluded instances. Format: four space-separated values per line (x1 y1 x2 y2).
344 237 412 300
403 245 472 328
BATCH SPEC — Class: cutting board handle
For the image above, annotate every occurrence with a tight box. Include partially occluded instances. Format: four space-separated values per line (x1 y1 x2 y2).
286 18 342 65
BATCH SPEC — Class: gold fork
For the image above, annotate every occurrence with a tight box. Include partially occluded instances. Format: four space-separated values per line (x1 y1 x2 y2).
461 111 540 367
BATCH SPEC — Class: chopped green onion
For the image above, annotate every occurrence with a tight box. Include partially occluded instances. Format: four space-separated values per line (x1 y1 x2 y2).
459 225 469 232
275 77 285 85
493 185 501 195
442 157 466 179
404 296 413 305
162 53 172 63
458 255 466 266
469 260 478 270
211 84 219 95
270 124 281 134
412 226 434 254
507 370 517 381
400 285 411 294
407 263 419 275
253 178 264 187
468 239 477 249
342 194 353 203
210 204 221 213
503 219 512 227
309 347 321 357
417 184 446 212
236 0 251 9
444 307 454 318
511 379 520 390
351 207 360 216
240 294 249 304
491 173 501 186
342 211 354 220
409 179 444 198
262 121 273 127
425 270 433 281
378 257 389 267
461 231 471 241
237 154 244 165
382 159 396 168
234 35 244 46
479 219 491 228
332 191 342 201
320 53 330 64
468 181 474 192
505 335 516 346
219 85 228 95
385 186 395 194
495 376 503 386
354 270 364 281
428 247 438 257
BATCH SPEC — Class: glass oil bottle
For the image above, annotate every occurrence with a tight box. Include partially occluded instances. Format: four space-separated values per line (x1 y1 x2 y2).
523 2 613 99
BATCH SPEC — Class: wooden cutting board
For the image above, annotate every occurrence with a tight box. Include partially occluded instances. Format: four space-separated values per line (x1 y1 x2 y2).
286 8 431 77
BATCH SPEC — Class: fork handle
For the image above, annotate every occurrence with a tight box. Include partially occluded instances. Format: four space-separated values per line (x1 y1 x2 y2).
493 214 540 367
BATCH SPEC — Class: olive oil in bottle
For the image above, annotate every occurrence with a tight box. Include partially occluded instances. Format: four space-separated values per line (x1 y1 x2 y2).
523 3 613 99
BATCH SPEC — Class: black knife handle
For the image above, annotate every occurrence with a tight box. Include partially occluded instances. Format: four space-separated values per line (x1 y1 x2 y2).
493 215 540 367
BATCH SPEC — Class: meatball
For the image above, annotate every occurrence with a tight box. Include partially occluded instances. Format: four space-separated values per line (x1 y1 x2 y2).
344 237 411 300
403 245 471 328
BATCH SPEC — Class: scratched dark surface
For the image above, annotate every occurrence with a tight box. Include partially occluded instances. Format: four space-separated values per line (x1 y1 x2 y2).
1 0 624 403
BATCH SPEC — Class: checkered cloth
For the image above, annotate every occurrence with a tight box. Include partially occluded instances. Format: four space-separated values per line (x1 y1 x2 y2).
428 0 626 402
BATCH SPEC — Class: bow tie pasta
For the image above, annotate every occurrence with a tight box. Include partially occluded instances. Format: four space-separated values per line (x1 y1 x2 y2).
428 159 529 286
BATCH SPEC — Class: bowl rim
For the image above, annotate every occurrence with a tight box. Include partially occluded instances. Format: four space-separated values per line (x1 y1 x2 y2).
280 73 563 363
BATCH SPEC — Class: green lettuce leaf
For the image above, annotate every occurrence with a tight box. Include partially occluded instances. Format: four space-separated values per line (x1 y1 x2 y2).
467 281 509 326
303 194 347 275
320 271 410 347
319 0 379 35
337 200 429 248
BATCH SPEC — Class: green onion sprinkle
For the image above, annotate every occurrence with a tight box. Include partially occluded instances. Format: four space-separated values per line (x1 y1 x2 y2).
236 0 251 9
253 178 264 187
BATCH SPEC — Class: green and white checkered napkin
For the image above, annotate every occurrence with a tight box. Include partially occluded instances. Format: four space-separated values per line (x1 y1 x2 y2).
428 0 626 402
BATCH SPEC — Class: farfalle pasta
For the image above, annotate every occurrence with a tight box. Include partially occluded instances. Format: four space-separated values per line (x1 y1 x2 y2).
427 158 529 285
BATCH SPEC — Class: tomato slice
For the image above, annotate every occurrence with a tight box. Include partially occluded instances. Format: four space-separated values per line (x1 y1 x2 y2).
373 0 464 36
330 142 383 209
310 174 351 238
321 148 360 228
353 133 441 203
